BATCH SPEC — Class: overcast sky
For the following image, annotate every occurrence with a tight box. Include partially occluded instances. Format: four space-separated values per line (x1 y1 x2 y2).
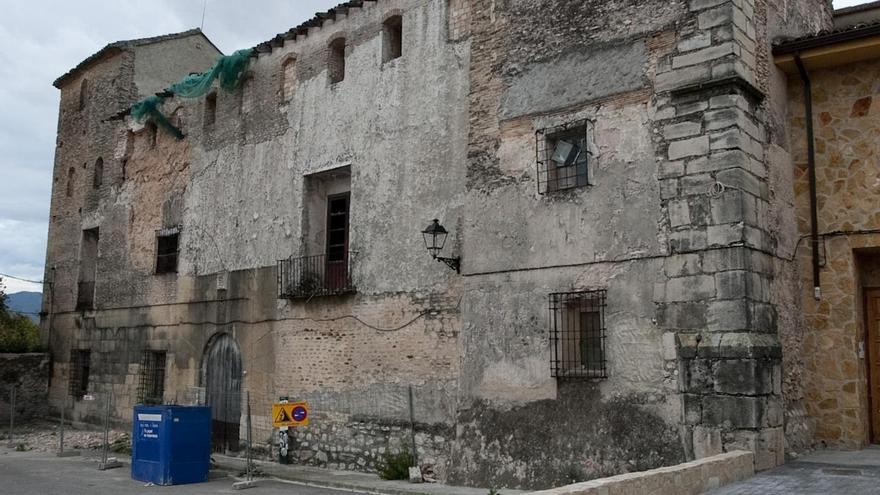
0 0 871 294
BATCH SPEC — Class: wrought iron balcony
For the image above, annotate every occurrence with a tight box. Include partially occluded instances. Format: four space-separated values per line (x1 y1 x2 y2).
76 281 95 310
277 252 355 299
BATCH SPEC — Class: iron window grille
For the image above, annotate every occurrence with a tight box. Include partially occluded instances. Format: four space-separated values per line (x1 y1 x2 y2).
69 349 91 398
550 290 607 379
536 119 594 194
155 226 180 274
138 351 167 405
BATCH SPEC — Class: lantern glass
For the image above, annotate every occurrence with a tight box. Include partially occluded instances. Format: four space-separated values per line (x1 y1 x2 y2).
422 219 448 258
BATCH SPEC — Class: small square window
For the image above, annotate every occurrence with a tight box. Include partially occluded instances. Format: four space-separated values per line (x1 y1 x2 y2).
536 120 594 194
550 290 606 379
156 227 180 274
138 350 166 405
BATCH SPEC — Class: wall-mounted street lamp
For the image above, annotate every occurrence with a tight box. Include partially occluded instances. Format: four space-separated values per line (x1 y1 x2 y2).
421 219 460 274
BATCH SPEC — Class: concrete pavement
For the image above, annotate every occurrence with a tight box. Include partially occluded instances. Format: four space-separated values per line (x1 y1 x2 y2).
213 454 523 495
0 447 371 495
707 446 880 495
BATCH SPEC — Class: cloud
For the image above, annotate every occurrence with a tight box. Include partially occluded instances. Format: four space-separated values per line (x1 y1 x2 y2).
0 0 339 293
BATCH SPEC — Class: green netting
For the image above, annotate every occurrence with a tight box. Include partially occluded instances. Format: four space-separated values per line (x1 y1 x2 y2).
130 95 183 140
130 48 254 139
167 49 254 97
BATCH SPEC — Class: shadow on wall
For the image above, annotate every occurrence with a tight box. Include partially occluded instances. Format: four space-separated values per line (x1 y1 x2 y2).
449 382 685 490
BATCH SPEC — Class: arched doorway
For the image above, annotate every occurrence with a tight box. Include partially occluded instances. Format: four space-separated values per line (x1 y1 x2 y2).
200 333 242 453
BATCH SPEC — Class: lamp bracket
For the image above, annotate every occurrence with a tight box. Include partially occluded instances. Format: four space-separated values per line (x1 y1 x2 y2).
434 256 460 274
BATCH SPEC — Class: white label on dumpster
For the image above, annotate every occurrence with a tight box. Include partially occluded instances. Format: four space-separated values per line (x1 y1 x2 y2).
137 414 162 422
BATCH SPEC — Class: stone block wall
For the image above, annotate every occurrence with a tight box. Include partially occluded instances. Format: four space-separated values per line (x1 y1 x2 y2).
651 0 787 470
287 415 452 479
0 353 50 423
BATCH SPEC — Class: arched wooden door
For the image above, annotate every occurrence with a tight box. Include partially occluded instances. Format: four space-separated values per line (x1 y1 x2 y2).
201 333 242 453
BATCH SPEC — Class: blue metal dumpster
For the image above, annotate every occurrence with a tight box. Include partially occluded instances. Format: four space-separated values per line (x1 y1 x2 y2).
131 405 212 486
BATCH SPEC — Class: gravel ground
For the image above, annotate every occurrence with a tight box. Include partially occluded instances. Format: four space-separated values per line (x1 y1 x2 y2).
0 419 130 455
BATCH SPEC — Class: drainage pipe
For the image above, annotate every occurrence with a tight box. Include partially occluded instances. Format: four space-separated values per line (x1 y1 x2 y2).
794 54 822 300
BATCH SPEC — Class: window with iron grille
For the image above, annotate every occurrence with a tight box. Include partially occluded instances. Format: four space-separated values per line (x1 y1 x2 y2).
550 290 607 379
69 349 91 398
138 351 166 405
155 227 179 274
536 119 594 194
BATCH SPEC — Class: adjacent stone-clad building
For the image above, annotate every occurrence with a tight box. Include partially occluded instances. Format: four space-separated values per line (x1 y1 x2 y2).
774 1 880 450
46 0 880 490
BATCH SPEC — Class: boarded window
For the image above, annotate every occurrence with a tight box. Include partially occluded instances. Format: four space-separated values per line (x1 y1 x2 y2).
93 157 103 188
550 290 607 379
69 349 91 398
383 16 403 62
281 57 297 102
156 227 180 274
138 351 167 405
447 0 471 41
241 76 254 114
329 38 346 84
205 92 217 126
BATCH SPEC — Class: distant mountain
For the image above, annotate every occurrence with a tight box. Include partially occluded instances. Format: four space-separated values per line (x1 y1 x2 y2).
6 292 41 322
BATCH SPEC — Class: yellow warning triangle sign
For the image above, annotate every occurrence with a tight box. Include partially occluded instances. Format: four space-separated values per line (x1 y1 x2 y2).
275 407 292 424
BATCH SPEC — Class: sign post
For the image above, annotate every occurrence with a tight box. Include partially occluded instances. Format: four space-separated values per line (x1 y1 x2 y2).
273 399 309 464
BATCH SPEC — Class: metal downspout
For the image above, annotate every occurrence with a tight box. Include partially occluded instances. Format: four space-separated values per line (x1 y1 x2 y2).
794 54 822 300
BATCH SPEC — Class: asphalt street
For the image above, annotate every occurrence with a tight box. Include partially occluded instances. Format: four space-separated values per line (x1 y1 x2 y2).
0 449 371 495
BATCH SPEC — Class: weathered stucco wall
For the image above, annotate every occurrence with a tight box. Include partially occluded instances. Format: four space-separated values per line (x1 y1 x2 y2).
45 0 468 481
787 57 880 449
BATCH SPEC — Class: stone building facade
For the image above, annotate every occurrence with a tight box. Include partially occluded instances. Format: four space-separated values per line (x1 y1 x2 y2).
40 0 849 490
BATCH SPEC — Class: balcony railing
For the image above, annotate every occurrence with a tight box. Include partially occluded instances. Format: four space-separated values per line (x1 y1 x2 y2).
278 252 355 299
76 281 95 310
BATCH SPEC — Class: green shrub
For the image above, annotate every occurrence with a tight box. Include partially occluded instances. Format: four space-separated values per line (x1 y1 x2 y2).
378 449 413 480
0 313 42 353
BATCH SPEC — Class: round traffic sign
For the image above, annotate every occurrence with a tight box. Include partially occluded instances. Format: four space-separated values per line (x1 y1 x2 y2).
292 405 308 422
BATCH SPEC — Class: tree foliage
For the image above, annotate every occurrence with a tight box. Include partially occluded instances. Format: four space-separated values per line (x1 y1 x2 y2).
0 276 43 353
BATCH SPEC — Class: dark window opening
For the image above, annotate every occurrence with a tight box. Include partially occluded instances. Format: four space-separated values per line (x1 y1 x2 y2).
383 16 403 62
329 38 346 84
79 79 89 111
69 349 91 398
536 120 593 194
66 167 75 197
121 158 128 182
156 228 180 274
326 193 350 290
205 93 217 126
550 290 607 379
146 122 158 148
93 157 103 188
76 228 99 310
138 351 167 405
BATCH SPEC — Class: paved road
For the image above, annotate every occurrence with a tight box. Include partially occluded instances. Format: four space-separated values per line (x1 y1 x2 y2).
0 449 370 495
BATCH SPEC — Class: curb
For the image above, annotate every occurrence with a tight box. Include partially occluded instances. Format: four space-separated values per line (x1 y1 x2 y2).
213 456 488 495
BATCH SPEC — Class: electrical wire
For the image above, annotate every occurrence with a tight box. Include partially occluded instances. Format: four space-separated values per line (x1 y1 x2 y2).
0 273 44 284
